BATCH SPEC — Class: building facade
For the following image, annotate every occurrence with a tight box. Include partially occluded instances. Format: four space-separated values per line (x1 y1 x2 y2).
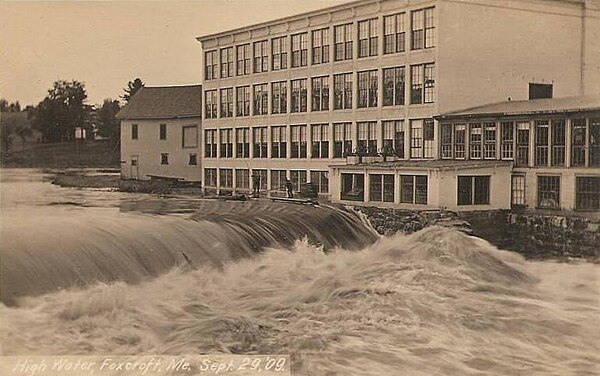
197 0 599 197
117 85 203 182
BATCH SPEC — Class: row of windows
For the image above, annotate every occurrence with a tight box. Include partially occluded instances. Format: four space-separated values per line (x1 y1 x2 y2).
204 168 329 194
440 118 600 167
511 175 600 211
204 64 434 118
203 119 434 160
130 124 199 148
204 7 435 79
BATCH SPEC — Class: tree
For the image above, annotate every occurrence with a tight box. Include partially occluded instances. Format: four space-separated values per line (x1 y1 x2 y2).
30 80 91 142
96 99 121 144
14 125 32 151
1 99 21 112
121 78 144 103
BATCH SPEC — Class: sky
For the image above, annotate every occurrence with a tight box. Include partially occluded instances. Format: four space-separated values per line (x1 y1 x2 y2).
0 0 351 107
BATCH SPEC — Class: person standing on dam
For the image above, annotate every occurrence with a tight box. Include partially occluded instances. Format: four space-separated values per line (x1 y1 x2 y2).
252 173 261 197
285 179 294 198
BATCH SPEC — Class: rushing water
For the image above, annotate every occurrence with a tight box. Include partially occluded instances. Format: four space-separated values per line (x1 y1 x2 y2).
1 169 599 375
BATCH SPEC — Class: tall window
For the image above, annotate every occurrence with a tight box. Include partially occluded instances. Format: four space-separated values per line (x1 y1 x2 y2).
159 123 167 140
571 118 586 166
511 175 525 207
483 122 496 159
370 174 395 202
272 36 288 70
551 120 565 166
357 122 377 156
400 175 428 204
220 88 233 118
358 18 378 58
341 173 364 201
235 128 250 158
253 169 268 191
333 73 352 110
253 40 268 73
334 23 353 61
220 47 233 78
311 124 329 159
131 124 138 140
383 120 405 158
311 76 329 111
469 123 482 159
204 129 217 158
236 44 251 76
516 121 530 166
291 79 307 113
384 13 406 54
235 169 250 190
312 28 330 64
271 170 287 191
271 126 287 158
204 50 218 80
219 128 233 158
252 127 268 158
534 120 549 166
205 90 217 119
333 122 352 158
253 84 268 115
290 125 307 158
411 63 435 104
576 177 600 211
219 169 233 189
411 7 435 50
236 86 250 117
310 171 329 193
204 168 217 187
454 124 466 159
441 123 452 159
537 176 560 210
458 176 490 206
290 170 307 192
291 33 308 68
271 81 287 114
357 70 378 108
501 121 514 160
590 118 600 167
383 66 405 106
410 119 434 158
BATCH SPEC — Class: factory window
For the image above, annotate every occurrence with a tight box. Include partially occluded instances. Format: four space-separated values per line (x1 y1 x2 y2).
383 66 405 106
204 129 217 158
204 50 218 80
529 83 553 100
253 40 269 73
253 127 268 158
159 124 167 140
131 124 138 140
358 18 378 58
535 120 550 166
236 43 251 76
410 119 434 159
290 125 307 158
551 120 566 166
370 174 395 203
311 76 329 112
571 118 586 166
441 123 452 159
511 175 525 207
188 153 197 166
384 12 406 54
272 36 288 70
291 32 308 68
357 121 377 156
516 121 530 166
271 81 287 114
333 73 352 110
458 176 490 205
220 47 233 78
219 128 233 158
483 122 496 159
219 169 233 189
235 128 250 158
400 175 428 205
591 118 600 167
253 84 268 115
576 176 600 211
310 171 329 193
537 176 560 210
469 123 482 159
253 169 268 191
454 124 466 159
236 169 250 190
291 79 307 113
334 23 353 61
383 120 405 159
500 121 514 160
357 70 378 108
311 124 329 159
160 153 169 165
220 88 233 118
236 86 250 117
204 90 217 119
333 122 352 158
411 7 435 50
271 170 287 192
271 126 287 158
290 170 307 192
204 168 217 187
312 28 330 64
182 125 198 148
411 63 435 104
341 173 364 201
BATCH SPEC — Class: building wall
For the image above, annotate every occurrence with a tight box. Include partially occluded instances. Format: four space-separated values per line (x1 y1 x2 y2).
437 0 585 113
583 0 600 96
120 118 202 181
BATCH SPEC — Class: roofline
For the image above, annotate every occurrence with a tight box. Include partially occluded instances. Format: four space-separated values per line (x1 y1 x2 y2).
116 114 201 121
330 161 513 171
435 106 600 121
141 84 202 89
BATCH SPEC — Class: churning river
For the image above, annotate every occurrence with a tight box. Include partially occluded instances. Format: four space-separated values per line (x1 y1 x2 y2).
0 169 598 375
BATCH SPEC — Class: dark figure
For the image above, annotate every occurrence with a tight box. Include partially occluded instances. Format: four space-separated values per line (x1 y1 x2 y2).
285 179 294 198
252 173 261 197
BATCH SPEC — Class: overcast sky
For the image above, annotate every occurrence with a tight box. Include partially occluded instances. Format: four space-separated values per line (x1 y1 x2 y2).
0 0 351 107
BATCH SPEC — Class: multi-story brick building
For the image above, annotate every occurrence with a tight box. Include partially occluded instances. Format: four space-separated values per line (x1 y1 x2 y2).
197 0 599 203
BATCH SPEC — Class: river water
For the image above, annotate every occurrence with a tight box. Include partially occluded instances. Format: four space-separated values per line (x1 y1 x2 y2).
1 169 598 375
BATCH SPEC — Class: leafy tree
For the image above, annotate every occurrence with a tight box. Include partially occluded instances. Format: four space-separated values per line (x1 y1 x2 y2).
96 99 121 144
14 125 32 151
30 80 91 142
1 99 21 112
122 78 144 103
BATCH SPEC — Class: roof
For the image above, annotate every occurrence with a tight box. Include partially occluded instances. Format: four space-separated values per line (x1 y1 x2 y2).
331 159 513 171
436 96 600 121
116 85 202 120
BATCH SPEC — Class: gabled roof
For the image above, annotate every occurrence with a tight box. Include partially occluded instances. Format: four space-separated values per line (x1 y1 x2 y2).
436 96 600 121
116 85 202 120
